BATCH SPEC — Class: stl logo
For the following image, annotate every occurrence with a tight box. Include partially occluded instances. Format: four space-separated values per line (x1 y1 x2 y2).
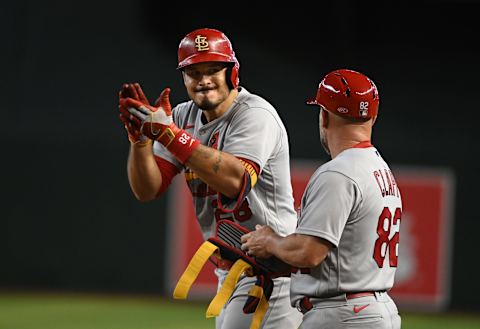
194 35 209 51
209 132 219 149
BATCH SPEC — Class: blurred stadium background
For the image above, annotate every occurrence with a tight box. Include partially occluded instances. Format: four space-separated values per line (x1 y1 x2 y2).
2 0 480 328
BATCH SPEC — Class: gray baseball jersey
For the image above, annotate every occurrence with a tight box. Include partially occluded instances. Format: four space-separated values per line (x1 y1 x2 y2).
153 87 298 239
155 87 302 329
290 144 402 304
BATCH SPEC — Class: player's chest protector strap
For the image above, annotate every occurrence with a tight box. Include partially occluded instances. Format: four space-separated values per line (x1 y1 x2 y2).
173 220 292 329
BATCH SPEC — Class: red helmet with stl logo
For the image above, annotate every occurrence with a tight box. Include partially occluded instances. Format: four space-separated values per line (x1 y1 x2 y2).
177 28 240 89
307 69 379 119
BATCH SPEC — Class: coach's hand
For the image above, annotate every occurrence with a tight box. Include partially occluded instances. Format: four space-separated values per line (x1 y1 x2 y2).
241 225 276 259
118 83 149 145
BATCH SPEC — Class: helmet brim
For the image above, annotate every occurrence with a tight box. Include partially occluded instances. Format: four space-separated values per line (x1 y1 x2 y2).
177 53 237 70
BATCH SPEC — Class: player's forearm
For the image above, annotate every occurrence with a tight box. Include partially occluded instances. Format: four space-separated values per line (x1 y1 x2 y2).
127 142 162 201
268 234 330 268
186 144 245 199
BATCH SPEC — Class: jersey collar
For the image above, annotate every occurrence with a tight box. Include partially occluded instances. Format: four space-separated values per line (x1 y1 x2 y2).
353 141 373 148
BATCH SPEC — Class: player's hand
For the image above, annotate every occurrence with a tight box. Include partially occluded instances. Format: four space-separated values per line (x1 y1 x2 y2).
120 88 180 142
121 86 199 164
240 225 276 259
118 83 149 144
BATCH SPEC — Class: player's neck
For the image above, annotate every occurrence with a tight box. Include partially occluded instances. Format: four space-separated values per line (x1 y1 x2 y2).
202 88 239 122
328 132 371 159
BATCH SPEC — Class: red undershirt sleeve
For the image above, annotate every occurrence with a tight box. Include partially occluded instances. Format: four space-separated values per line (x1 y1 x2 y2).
154 156 181 197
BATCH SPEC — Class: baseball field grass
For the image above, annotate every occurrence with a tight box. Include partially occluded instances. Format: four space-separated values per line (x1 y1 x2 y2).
0 292 479 329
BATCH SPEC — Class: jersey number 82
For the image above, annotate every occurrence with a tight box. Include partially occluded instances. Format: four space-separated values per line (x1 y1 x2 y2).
373 207 401 268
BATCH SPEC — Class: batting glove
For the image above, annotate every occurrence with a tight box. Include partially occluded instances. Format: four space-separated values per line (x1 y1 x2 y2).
118 83 149 145
121 88 200 164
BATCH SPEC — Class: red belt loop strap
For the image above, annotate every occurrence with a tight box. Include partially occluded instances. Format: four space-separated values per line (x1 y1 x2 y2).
346 292 375 299
298 292 376 314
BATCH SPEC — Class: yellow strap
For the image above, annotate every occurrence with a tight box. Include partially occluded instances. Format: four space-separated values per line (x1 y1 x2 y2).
248 284 264 299
206 259 252 318
173 241 219 299
250 293 269 329
240 159 258 187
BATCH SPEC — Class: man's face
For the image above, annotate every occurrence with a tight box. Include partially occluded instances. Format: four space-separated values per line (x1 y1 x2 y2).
182 62 231 111
319 108 330 155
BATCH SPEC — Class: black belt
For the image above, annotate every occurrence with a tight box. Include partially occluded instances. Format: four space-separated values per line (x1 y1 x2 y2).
297 292 376 314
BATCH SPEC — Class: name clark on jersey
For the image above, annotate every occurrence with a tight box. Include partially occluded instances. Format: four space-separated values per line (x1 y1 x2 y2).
373 169 400 198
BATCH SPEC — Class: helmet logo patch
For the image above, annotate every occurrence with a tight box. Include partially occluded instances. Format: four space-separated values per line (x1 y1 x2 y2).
359 101 369 117
194 35 209 51
337 107 349 114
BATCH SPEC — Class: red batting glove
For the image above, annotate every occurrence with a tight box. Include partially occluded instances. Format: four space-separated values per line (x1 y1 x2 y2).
121 88 200 164
118 83 150 145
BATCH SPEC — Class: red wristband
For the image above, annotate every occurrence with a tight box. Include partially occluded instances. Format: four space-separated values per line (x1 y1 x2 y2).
156 124 200 164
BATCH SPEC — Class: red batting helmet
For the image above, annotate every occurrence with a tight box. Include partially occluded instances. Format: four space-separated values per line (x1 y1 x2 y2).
307 69 379 119
177 28 240 89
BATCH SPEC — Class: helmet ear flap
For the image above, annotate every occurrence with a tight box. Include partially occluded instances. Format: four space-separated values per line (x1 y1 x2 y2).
226 62 240 89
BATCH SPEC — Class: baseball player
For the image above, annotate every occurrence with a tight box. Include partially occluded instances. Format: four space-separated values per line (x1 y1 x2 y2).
241 69 402 329
118 28 302 329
